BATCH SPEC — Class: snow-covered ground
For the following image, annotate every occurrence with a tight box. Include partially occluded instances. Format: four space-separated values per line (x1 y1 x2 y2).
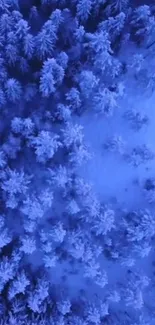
78 50 155 212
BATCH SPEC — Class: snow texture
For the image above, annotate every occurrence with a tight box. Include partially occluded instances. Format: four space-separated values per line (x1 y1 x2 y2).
0 0 154 324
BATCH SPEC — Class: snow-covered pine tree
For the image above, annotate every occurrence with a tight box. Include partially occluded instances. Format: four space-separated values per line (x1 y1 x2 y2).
29 130 62 163
39 58 65 97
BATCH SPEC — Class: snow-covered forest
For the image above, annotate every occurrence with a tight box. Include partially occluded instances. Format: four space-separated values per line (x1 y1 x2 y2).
0 0 155 323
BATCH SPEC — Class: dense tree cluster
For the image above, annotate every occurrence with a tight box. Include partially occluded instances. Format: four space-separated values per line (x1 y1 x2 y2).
0 0 154 324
